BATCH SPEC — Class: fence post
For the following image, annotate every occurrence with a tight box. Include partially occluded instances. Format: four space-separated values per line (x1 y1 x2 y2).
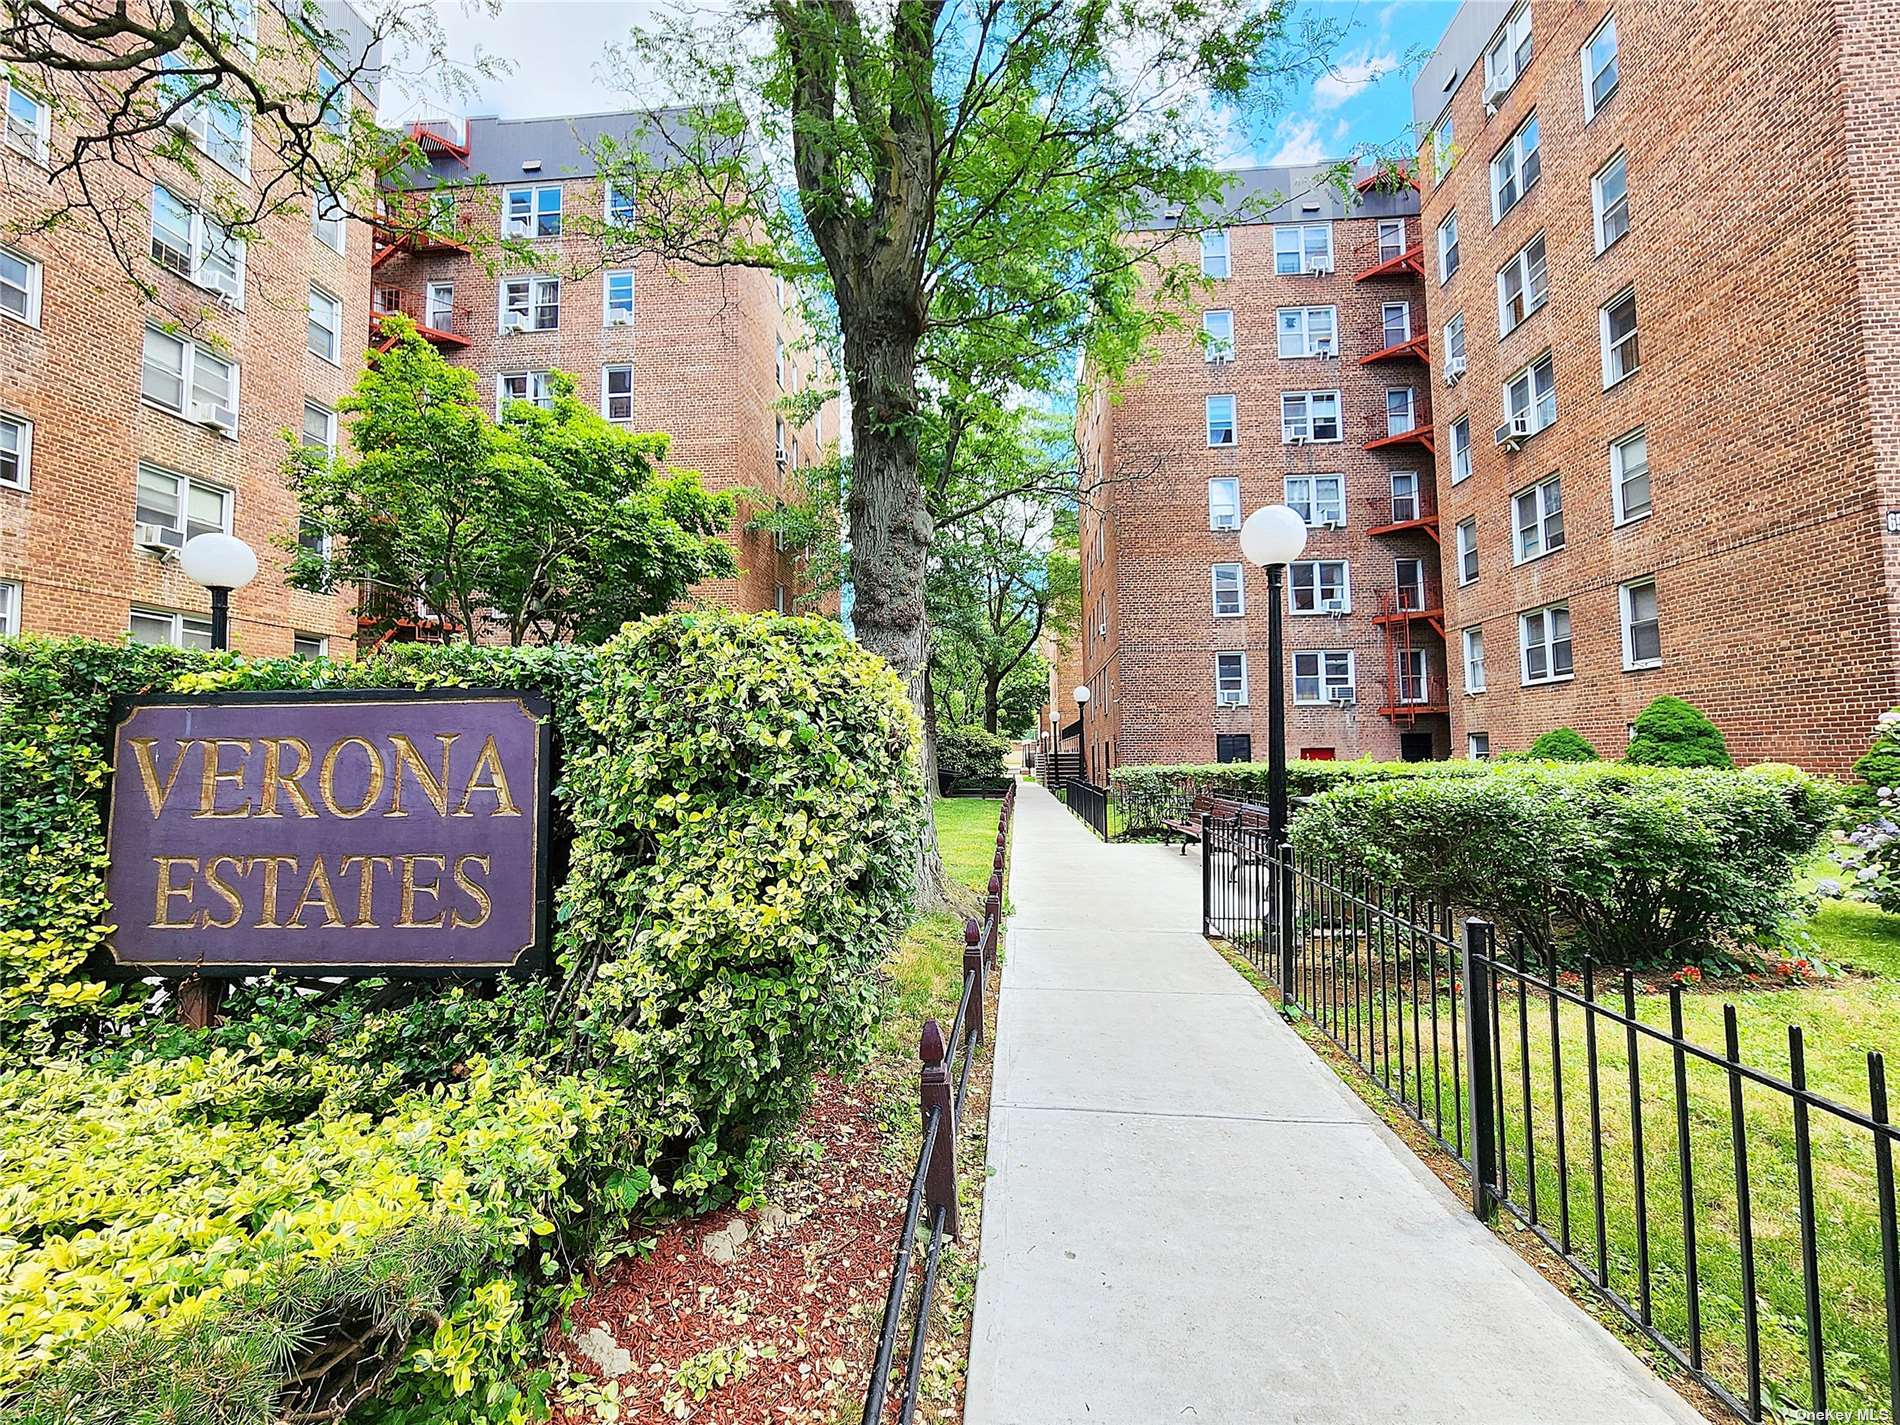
1278 851 1297 1004
1462 918 1498 1218
1200 813 1213 935
964 919 986 1044
919 1018 960 1239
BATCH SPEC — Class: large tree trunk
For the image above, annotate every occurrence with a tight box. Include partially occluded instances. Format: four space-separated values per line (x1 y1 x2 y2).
982 668 1001 735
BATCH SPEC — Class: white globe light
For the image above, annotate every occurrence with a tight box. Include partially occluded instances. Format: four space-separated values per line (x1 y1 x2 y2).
1073 685 1091 705
179 532 259 591
1239 504 1309 568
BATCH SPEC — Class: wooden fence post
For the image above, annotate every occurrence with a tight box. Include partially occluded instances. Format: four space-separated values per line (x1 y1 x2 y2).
919 1019 960 1239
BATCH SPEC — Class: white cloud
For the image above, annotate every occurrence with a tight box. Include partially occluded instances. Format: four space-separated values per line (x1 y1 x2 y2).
1312 48 1399 111
1264 116 1329 166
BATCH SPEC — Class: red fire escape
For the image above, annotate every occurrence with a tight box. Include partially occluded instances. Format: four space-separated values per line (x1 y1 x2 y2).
370 118 475 351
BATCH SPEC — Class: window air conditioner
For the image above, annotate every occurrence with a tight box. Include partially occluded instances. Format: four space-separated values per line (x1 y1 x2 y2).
1328 685 1357 705
501 315 526 333
1494 415 1529 450
1307 260 1334 275
1213 515 1239 531
1288 434 1309 446
1321 517 1344 531
191 400 236 432
1322 599 1348 614
606 311 634 327
1208 350 1233 365
135 521 185 553
1216 693 1244 707
1445 357 1467 385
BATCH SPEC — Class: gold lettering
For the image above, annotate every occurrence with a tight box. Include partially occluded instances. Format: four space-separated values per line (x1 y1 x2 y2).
193 738 254 819
454 735 521 817
151 856 200 928
258 738 317 818
397 854 448 928
449 854 492 929
202 855 247 930
319 737 385 817
387 733 459 817
339 854 393 929
252 855 301 928
288 857 345 929
129 737 195 818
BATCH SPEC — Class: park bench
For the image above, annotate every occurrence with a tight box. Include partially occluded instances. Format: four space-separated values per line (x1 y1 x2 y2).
1162 791 1217 851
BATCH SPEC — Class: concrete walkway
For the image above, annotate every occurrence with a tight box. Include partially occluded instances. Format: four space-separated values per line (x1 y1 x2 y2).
965 780 1702 1425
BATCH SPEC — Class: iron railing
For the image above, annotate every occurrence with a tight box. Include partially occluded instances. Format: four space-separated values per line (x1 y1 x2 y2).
863 780 1014 1423
1062 779 1110 840
1200 819 1900 1425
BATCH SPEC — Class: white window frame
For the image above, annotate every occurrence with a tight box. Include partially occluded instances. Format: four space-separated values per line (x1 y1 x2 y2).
0 246 43 328
1513 473 1565 564
1202 309 1235 362
1377 219 1406 263
1207 476 1240 531
500 275 560 333
1206 394 1237 447
1385 387 1416 437
1276 305 1337 359
1468 731 1491 760
1437 212 1460 284
0 411 31 491
1211 563 1245 618
424 281 454 331
603 271 634 326
292 633 329 659
134 463 232 546
1432 118 1455 183
1490 113 1542 224
1292 649 1356 705
1284 473 1345 527
1502 351 1557 438
1620 577 1661 670
1580 14 1620 123
1519 602 1574 686
503 184 563 239
1201 229 1230 278
1455 517 1478 586
129 606 216 650
1445 311 1467 374
1273 223 1334 275
0 578 18 636
4 79 52 165
1397 647 1430 706
1600 287 1640 388
312 187 346 254
1214 651 1249 706
1484 2 1534 100
1463 627 1487 693
1281 390 1342 444
1381 302 1412 349
604 182 635 225
301 400 336 454
497 370 554 415
141 326 240 435
1390 471 1423 524
307 285 342 364
1288 560 1350 615
1496 232 1548 336
151 186 246 304
1450 417 1472 484
1611 428 1651 525
1593 152 1631 253
160 58 251 181
601 364 634 423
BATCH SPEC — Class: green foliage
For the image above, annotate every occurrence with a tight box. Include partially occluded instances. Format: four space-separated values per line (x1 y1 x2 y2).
1848 708 1900 813
1622 695 1733 769
1290 763 1838 966
1527 727 1599 762
935 725 1011 785
1108 759 1492 832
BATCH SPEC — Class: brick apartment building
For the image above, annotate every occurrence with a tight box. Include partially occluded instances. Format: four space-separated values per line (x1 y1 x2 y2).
0 3 380 656
375 110 835 617
1414 0 1900 774
1069 164 1445 778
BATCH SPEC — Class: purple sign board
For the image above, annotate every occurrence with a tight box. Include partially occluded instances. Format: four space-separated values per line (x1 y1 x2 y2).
104 690 551 976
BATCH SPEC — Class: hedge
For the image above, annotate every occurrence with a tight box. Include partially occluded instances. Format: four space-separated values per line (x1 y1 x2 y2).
1290 762 1836 966
0 614 921 1421
1108 758 1494 832
936 724 1011 787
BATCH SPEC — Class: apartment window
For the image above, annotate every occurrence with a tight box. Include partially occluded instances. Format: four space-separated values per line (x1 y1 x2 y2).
1276 306 1336 359
1211 563 1244 617
301 401 335 454
4 80 51 164
425 282 454 331
1611 428 1651 523
1600 288 1640 387
1455 518 1478 585
1289 560 1349 614
1468 731 1491 760
1431 118 1455 182
775 583 789 614
1490 113 1542 223
1519 603 1573 685
1202 309 1235 362
1395 556 1428 612
1215 652 1248 706
315 61 348 134
604 182 635 225
1281 391 1341 443
1450 416 1472 484
1217 733 1253 763
1379 303 1411 350
1273 223 1333 275
1437 212 1460 283
1385 387 1415 436
601 364 634 422
312 187 346 253
1502 352 1557 438
130 607 215 650
0 412 30 490
0 579 16 636
501 276 560 332
1398 648 1429 705
1284 474 1344 527
1207 476 1240 531
0 247 41 327
140 327 238 434
1484 3 1534 98
292 633 329 659
1496 233 1548 335
503 185 562 239
1377 220 1406 263
1513 474 1565 562
160 57 250 178
775 336 788 389
307 286 341 363
1206 395 1236 447
1463 627 1487 692
1620 577 1661 669
150 187 244 302
1292 650 1355 705
1390 472 1422 524
1200 229 1230 278
1445 312 1467 373
1581 14 1620 121
498 371 554 413
1593 153 1631 251
135 464 230 548
775 416 790 469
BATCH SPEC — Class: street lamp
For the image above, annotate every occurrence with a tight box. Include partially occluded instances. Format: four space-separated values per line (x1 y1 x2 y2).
1240 504 1309 847
179 532 258 651
1072 683 1091 785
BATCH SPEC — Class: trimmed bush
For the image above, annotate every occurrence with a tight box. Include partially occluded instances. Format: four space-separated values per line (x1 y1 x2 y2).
936 724 1012 785
1109 758 1491 832
1623 695 1733 768
1291 763 1836 966
1847 708 1900 814
1527 726 1598 761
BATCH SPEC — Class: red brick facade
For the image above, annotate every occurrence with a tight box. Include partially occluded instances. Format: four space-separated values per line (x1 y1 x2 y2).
1071 172 1444 776
1416 0 1900 774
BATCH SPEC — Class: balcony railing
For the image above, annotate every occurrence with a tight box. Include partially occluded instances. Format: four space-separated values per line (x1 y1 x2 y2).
406 116 469 159
1363 400 1434 452
1360 319 1429 364
1375 583 1446 621
1353 233 1425 281
371 287 472 345
1363 490 1438 535
372 192 475 263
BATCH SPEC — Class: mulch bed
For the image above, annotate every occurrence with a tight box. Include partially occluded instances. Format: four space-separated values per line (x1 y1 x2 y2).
545 1072 912 1423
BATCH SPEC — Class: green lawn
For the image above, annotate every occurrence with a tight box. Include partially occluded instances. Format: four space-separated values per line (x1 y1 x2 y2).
1279 887 1900 1421
934 795 1005 892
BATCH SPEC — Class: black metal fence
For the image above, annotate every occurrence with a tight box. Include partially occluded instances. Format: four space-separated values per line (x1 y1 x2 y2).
1062 779 1110 840
863 780 1014 1423
1202 815 1900 1425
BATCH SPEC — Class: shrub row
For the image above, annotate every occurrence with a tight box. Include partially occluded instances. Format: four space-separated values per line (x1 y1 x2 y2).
1108 758 1492 831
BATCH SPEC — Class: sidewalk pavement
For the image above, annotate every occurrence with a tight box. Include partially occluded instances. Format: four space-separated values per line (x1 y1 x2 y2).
964 779 1703 1425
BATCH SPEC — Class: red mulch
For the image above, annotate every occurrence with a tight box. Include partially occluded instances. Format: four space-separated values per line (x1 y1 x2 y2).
545 1072 912 1423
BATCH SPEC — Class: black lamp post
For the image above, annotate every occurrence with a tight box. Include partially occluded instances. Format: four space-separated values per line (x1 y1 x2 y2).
179 532 258 652
1072 683 1091 785
1239 504 1310 847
